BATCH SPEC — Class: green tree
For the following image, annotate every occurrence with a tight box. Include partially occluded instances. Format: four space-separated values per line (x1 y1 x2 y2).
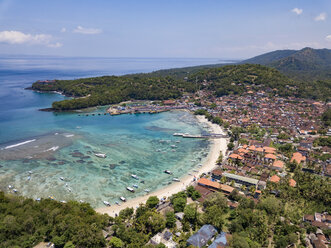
228 142 235 150
230 234 249 248
203 192 228 211
184 204 198 225
165 211 176 228
63 241 75 248
109 237 124 248
119 207 134 220
146 196 159 209
186 186 201 201
202 205 224 230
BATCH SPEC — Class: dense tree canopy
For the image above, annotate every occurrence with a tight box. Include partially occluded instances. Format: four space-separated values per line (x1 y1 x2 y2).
0 192 109 248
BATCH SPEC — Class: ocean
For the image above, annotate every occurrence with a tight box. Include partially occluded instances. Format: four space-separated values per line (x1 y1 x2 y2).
0 56 222 207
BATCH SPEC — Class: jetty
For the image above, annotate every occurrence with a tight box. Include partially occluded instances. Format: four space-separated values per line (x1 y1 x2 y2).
173 133 228 139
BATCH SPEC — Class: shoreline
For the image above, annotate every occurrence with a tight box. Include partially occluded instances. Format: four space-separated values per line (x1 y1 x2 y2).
96 114 228 217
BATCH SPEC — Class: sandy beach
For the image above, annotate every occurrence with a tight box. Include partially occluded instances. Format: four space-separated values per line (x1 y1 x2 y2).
96 114 228 217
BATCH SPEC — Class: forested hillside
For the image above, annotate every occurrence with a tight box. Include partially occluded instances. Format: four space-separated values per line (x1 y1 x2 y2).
31 62 330 111
243 47 331 81
31 76 196 110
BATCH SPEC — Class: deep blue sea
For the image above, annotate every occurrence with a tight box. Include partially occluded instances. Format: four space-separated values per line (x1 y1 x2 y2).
0 56 222 207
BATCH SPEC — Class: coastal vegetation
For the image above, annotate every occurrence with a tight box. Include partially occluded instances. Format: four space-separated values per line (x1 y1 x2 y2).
31 49 331 111
2 165 329 248
0 192 109 248
31 76 196 111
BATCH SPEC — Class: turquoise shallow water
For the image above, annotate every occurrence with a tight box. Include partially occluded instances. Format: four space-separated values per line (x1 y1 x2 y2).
0 56 217 207
0 110 210 207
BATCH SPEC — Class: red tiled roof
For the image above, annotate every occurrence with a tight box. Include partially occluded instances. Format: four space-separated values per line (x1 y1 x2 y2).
289 179 296 187
229 153 243 160
273 160 284 169
291 152 306 164
265 153 277 160
198 178 221 190
269 175 280 183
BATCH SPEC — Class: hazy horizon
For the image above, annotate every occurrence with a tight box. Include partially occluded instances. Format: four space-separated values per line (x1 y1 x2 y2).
0 0 330 59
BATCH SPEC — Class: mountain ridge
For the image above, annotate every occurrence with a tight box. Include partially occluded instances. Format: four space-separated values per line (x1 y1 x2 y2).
242 47 331 80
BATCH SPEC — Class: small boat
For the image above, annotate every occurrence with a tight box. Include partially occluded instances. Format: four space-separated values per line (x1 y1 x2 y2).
164 170 172 174
172 178 180 182
115 201 121 206
27 176 31 181
8 185 13 189
171 145 177 148
36 198 41 201
79 200 84 203
198 164 203 167
133 184 138 188
67 188 72 192
28 171 33 174
173 133 184 136
13 189 18 193
120 196 126 202
95 153 107 158
140 180 145 184
176 140 180 143
60 200 67 204
126 187 135 193
103 201 111 206
59 177 64 181
144 189 150 193
131 174 139 180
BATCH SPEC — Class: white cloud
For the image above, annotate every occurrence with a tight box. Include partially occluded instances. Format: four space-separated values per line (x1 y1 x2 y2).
315 12 326 21
291 8 303 15
73 26 102 35
0 30 62 48
60 27 66 33
326 35 331 41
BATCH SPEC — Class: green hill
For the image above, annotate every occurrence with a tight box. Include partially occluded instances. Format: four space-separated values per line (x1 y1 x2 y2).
242 47 331 80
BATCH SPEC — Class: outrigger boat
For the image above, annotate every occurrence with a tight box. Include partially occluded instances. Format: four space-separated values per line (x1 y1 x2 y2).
126 187 135 193
131 174 139 180
95 153 107 158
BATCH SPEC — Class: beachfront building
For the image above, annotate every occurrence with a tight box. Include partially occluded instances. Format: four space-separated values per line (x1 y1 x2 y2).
197 178 234 195
221 172 259 188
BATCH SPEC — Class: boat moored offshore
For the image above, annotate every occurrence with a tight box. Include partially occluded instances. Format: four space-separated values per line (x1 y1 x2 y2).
126 187 135 192
131 174 139 180
95 153 107 158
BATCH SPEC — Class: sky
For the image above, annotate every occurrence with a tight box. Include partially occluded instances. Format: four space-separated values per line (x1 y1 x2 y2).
0 0 330 59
